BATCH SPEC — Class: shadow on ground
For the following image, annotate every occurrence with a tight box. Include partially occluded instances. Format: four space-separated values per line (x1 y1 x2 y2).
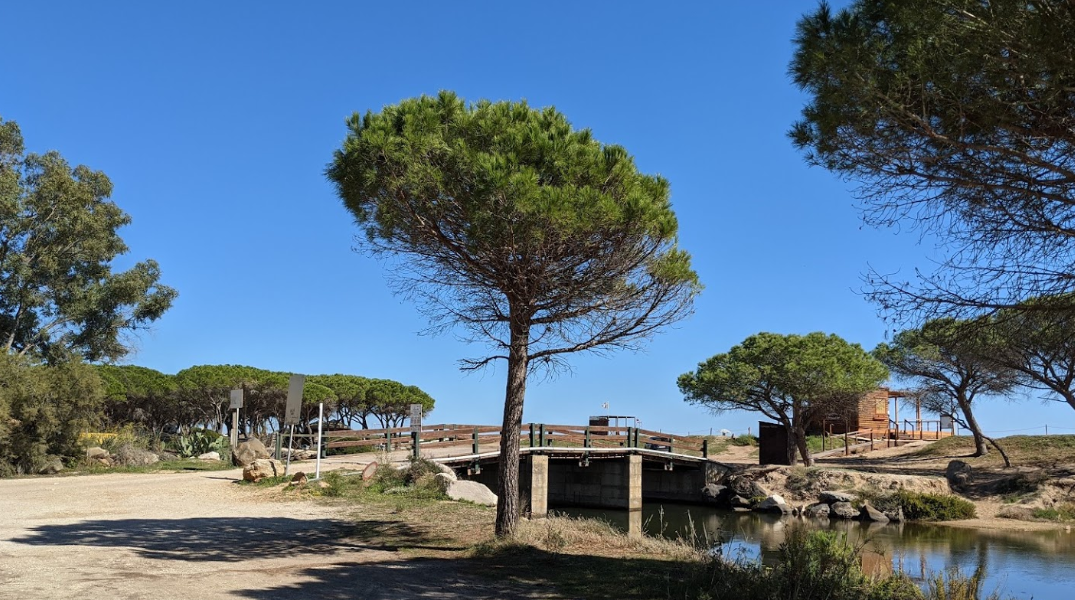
10 517 443 561
234 546 690 600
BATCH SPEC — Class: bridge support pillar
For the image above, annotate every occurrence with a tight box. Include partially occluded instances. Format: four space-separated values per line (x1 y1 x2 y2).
529 454 549 519
625 454 642 511
626 453 642 538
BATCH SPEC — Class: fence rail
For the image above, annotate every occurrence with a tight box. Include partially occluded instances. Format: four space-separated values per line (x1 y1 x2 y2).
320 423 712 459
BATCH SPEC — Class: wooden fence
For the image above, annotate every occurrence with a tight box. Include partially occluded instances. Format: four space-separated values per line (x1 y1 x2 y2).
321 423 711 459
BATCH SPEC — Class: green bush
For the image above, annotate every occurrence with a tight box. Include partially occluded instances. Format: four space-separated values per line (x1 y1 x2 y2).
0 355 104 475
1031 503 1075 522
731 433 758 447
896 490 976 521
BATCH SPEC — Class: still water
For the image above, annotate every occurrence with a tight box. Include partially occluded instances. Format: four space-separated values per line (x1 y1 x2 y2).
560 504 1075 600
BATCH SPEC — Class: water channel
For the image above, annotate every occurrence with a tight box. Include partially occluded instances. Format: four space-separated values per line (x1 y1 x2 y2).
561 504 1075 600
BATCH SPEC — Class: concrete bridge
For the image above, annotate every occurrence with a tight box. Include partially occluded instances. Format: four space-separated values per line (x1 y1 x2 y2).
325 423 726 535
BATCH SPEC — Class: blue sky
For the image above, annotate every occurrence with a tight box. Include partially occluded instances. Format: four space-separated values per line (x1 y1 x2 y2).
3 2 1072 437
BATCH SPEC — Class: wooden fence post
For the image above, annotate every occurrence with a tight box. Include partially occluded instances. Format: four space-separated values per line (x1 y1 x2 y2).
702 438 709 459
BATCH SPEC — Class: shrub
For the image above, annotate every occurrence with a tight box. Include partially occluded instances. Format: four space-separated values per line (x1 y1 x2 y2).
0 355 104 475
1031 503 1075 522
896 491 976 521
731 433 758 447
692 527 921 600
171 429 228 458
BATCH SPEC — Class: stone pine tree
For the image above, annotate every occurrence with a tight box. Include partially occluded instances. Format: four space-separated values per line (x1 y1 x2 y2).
987 299 1075 414
0 117 176 362
873 318 1018 464
327 92 701 536
679 332 887 466
790 0 1075 319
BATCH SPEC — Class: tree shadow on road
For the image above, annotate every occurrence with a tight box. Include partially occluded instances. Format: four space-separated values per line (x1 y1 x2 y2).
10 517 454 562
233 545 690 600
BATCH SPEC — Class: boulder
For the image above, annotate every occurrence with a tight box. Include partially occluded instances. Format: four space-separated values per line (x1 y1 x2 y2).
232 439 270 467
243 458 283 482
727 475 770 499
831 501 858 519
728 495 752 509
755 494 791 515
445 479 498 506
819 490 855 504
946 460 973 489
112 445 159 467
361 461 379 481
803 502 831 518
197 451 221 461
433 472 454 492
38 457 64 474
702 484 726 504
86 447 110 460
859 504 890 523
434 462 458 481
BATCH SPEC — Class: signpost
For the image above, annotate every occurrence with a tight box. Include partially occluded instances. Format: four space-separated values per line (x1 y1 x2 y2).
410 403 423 458
229 389 243 448
314 402 324 480
283 374 305 476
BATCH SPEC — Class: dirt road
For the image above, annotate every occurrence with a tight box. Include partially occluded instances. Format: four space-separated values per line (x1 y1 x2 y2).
0 460 545 600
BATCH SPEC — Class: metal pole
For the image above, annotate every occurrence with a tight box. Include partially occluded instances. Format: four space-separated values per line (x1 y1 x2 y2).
230 408 239 449
314 403 323 480
284 423 295 477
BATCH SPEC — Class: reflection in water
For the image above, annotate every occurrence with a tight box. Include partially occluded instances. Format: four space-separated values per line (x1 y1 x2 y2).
558 504 1075 600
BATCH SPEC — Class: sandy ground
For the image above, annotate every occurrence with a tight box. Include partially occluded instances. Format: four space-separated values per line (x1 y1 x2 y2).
0 456 548 600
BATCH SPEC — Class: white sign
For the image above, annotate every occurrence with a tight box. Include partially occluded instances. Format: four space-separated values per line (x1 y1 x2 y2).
284 374 305 426
229 389 243 410
409 403 423 432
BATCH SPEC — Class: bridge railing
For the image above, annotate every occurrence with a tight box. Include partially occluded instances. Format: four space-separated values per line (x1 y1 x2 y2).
323 423 711 459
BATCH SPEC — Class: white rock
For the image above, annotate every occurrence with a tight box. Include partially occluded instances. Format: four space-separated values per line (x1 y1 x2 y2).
446 480 498 506
197 451 221 461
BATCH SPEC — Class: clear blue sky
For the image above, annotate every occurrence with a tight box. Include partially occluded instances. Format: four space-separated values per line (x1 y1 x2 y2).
3 2 1072 437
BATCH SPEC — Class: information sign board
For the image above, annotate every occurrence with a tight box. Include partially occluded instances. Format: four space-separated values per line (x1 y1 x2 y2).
409 403 423 432
284 374 305 426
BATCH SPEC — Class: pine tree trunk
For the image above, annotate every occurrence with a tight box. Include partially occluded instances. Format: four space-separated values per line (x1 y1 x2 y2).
957 397 990 457
495 315 529 538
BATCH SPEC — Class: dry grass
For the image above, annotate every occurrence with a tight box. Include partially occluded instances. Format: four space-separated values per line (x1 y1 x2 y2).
912 435 1075 468
488 515 700 560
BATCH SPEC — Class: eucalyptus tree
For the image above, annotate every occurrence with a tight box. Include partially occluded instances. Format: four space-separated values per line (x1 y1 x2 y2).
679 332 887 466
327 92 700 536
0 117 176 362
874 319 1019 464
791 0 1075 320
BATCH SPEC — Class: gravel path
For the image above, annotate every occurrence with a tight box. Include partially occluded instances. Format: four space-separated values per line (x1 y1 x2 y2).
0 460 547 600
